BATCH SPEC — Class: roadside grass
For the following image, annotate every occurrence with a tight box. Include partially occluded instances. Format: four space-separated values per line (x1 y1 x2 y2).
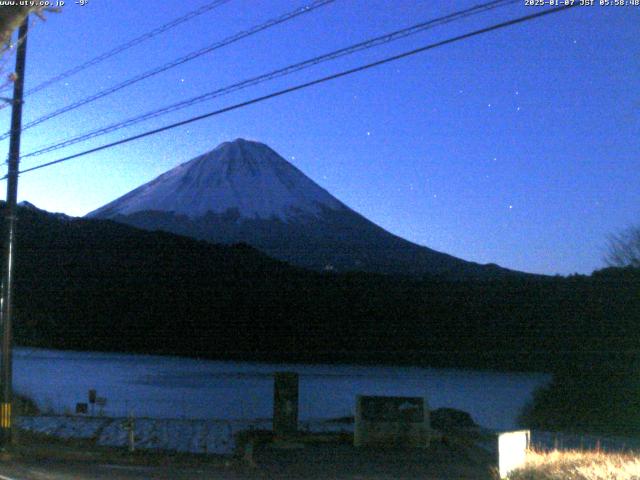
509 449 640 480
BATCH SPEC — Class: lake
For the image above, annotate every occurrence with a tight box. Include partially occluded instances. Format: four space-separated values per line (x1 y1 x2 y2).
13 347 549 430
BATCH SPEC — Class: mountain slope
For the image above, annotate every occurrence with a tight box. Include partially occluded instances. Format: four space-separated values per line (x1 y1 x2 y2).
89 138 343 220
88 138 522 279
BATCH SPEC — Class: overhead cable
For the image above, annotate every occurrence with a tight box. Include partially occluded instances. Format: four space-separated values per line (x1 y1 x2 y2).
0 0 336 141
0 0 233 98
6 5 576 180
22 0 519 160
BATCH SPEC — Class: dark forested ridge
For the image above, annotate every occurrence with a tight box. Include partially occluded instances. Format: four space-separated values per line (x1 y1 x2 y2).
5 204 640 375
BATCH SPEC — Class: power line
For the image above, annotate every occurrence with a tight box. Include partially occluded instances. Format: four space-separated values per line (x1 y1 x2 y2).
0 0 232 99
22 0 519 161
6 5 577 180
0 0 336 142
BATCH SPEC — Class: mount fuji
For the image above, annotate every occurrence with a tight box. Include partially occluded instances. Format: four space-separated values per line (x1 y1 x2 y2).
88 139 519 278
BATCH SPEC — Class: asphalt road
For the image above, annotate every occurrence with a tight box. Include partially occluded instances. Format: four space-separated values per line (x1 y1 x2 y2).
0 459 243 480
0 441 495 479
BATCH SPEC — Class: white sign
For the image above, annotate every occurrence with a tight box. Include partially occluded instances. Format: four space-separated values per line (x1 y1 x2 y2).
498 430 530 478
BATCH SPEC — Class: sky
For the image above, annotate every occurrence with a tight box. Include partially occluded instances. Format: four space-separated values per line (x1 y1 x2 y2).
0 0 637 276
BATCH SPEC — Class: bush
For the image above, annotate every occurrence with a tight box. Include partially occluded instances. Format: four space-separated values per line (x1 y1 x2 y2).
519 361 640 436
13 392 40 416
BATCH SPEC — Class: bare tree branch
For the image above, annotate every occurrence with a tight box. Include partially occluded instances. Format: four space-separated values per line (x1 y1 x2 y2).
605 225 640 268
0 6 32 52
0 6 59 91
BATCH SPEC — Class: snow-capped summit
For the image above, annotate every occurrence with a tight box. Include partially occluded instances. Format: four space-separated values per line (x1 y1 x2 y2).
88 138 343 221
89 139 522 279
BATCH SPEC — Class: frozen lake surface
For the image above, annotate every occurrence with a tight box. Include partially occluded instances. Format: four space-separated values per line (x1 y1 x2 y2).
14 347 549 430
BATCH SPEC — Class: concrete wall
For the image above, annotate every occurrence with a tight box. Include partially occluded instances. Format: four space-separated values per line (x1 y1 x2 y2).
354 395 431 448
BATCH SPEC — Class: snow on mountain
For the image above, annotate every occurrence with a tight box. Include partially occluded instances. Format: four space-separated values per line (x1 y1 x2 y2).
88 138 344 221
88 138 523 278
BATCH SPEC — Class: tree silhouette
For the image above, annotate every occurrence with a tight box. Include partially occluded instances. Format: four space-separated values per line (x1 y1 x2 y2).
605 225 640 268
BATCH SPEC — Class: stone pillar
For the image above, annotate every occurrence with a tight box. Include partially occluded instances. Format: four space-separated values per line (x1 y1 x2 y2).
273 372 298 437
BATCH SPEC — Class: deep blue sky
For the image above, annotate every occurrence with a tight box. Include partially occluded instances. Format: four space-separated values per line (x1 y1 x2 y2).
0 0 638 275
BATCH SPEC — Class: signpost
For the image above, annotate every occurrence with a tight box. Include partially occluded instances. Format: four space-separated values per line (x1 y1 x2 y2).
498 430 530 478
354 395 431 448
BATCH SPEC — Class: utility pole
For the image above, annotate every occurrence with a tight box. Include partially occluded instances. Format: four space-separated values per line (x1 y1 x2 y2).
0 16 29 448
